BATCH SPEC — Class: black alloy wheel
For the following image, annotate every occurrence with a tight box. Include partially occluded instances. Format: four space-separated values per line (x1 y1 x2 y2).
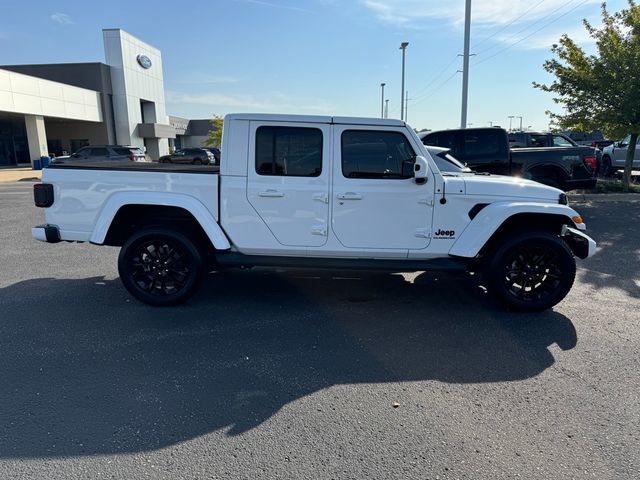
118 228 203 306
487 231 576 311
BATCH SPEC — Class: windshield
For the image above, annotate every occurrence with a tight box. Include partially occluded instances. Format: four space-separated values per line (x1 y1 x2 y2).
429 149 471 173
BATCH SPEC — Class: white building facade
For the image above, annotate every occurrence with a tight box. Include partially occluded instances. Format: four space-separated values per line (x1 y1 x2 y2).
0 29 207 166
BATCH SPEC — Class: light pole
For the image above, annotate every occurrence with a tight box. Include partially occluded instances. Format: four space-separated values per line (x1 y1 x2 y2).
384 99 389 119
405 91 410 122
380 83 386 118
508 116 515 131
460 0 472 129
400 42 409 121
516 116 523 131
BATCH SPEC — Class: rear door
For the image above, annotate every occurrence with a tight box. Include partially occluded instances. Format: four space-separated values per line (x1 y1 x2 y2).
247 122 330 247
458 129 510 175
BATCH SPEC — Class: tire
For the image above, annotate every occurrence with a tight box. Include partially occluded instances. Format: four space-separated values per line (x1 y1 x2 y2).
192 158 203 165
601 155 613 177
534 175 561 190
118 228 204 306
485 231 576 312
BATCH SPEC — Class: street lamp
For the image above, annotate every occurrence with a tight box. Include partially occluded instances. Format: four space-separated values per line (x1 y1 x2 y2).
384 99 389 119
380 83 386 118
400 42 409 121
516 116 523 131
508 116 515 131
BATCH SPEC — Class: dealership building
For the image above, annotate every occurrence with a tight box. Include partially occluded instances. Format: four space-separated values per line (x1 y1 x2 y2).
0 29 211 166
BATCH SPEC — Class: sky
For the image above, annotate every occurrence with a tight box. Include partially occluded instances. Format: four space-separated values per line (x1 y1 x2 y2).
0 0 629 131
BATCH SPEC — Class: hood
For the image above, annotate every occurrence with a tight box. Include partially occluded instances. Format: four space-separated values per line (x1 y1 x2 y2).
460 174 562 202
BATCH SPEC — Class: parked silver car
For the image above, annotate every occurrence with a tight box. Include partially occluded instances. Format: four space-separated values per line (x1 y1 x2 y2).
601 135 640 175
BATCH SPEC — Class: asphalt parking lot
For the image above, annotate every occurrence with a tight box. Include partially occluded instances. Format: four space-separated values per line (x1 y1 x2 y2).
0 181 638 479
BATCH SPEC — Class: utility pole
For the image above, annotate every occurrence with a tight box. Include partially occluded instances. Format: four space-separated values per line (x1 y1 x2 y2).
384 99 389 119
380 83 386 118
460 0 472 129
404 91 411 123
400 42 409 121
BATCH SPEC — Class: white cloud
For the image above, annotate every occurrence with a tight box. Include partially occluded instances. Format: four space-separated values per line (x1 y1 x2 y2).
361 0 599 27
166 91 334 114
51 13 73 25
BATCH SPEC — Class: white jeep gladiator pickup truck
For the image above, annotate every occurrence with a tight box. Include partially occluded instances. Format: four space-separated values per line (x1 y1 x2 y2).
32 114 596 311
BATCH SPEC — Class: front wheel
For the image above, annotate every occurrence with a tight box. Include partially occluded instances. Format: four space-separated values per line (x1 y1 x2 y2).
118 228 204 306
486 231 576 311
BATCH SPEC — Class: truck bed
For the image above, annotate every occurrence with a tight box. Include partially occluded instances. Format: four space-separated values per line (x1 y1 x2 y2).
48 161 220 174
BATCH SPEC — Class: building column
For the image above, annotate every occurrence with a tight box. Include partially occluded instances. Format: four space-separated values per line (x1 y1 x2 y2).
25 115 48 166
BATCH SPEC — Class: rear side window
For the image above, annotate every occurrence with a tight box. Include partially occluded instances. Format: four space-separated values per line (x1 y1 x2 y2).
113 147 132 155
460 131 507 159
90 147 109 156
341 130 416 179
256 126 322 176
530 134 548 148
422 131 456 150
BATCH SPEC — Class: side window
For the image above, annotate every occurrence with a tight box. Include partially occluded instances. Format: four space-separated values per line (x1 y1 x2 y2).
256 126 322 176
341 130 416 179
530 135 548 148
90 147 109 156
552 135 573 147
461 131 507 159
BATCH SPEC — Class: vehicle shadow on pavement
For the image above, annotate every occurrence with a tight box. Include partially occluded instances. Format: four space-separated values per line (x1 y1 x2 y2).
0 270 576 458
574 202 640 299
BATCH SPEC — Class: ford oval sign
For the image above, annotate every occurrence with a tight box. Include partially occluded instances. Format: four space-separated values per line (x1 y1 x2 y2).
137 54 152 69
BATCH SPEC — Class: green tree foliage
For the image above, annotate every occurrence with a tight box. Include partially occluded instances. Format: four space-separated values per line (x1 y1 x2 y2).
534 1 640 190
204 115 224 148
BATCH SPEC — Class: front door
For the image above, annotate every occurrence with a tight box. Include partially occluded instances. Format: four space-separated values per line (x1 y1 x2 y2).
331 126 433 250
247 122 330 247
613 136 640 168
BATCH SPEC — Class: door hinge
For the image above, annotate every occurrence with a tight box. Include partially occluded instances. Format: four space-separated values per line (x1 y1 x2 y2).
311 225 327 236
414 228 431 238
313 192 329 204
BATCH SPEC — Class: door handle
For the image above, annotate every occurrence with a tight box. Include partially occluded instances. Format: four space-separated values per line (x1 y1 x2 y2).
259 189 285 198
336 192 362 200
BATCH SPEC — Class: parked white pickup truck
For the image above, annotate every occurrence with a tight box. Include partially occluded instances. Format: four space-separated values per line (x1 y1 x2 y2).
32 114 596 311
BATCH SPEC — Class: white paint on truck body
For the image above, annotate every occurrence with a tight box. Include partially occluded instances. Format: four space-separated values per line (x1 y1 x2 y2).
36 113 594 262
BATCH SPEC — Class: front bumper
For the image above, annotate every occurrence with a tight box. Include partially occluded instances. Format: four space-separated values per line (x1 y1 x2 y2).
32 224 61 243
561 225 596 259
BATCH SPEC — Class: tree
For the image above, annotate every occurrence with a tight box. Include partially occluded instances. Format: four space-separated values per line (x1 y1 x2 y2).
534 1 640 191
204 115 224 149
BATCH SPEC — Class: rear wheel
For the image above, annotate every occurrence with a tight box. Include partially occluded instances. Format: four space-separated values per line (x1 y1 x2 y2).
118 228 204 306
192 158 203 165
486 231 576 311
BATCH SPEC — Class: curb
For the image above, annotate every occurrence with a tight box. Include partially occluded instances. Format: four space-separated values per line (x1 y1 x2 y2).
568 193 640 203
